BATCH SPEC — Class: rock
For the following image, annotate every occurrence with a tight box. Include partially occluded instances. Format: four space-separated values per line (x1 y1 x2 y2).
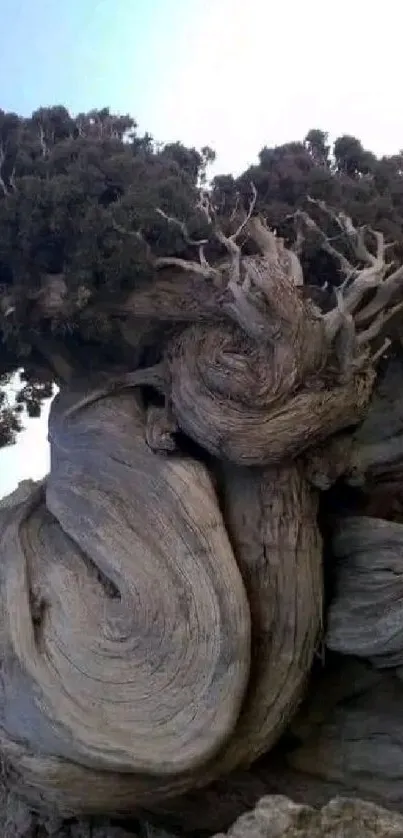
213 795 403 837
326 516 403 665
347 352 403 492
284 661 403 814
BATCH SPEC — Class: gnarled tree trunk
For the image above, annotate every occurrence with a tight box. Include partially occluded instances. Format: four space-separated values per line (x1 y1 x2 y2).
1 196 403 835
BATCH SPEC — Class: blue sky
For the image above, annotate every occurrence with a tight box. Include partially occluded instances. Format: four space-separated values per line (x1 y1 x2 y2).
2 0 403 497
3 0 263 172
3 0 190 118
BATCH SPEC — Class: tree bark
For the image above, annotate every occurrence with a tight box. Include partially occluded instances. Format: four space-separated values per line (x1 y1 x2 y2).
2 206 403 832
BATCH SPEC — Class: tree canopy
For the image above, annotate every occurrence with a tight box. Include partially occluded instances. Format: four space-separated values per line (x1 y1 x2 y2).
2 106 403 446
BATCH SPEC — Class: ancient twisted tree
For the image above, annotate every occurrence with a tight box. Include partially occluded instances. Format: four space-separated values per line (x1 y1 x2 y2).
3 110 403 836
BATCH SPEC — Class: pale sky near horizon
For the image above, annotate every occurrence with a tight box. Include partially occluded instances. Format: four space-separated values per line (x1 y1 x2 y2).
2 0 403 498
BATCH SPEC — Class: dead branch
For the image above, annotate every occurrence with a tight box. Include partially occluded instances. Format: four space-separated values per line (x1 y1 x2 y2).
355 263 403 325
153 191 403 366
154 255 220 281
155 207 213 278
306 197 385 268
246 217 279 257
154 186 306 345
196 183 257 287
0 144 8 196
230 183 258 241
370 336 391 364
8 165 16 192
38 125 49 157
294 209 355 276
229 194 241 223
111 220 154 264
155 185 257 287
291 227 304 256
295 201 402 341
111 220 145 241
155 208 208 247
356 300 403 346
288 200 403 380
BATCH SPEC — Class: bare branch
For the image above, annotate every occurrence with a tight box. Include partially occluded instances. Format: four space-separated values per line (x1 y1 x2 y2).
245 216 279 257
111 220 153 262
293 201 403 365
197 191 215 225
214 229 242 285
229 194 241 223
307 197 348 234
198 243 211 271
38 125 49 157
306 197 387 273
198 182 257 245
356 300 403 346
155 208 208 247
196 185 258 287
324 285 355 343
8 165 16 192
0 144 8 196
371 337 391 364
291 228 304 256
355 264 403 325
111 219 146 243
154 255 220 281
155 198 222 281
230 183 258 241
294 209 355 275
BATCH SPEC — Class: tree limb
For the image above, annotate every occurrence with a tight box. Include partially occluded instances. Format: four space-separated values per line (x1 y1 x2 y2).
289 200 403 379
0 143 8 196
294 208 355 276
154 255 220 280
155 208 208 247
197 183 257 286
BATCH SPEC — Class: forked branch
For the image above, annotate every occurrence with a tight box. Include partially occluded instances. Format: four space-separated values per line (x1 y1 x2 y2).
150 189 403 372
153 184 258 290
197 183 258 286
153 185 309 346
294 200 403 354
155 208 209 248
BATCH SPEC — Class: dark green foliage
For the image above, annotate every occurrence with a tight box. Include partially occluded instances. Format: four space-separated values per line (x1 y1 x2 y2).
333 134 377 177
304 130 331 167
0 375 23 447
0 370 54 447
0 106 214 443
0 106 207 334
3 105 403 447
228 131 403 244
